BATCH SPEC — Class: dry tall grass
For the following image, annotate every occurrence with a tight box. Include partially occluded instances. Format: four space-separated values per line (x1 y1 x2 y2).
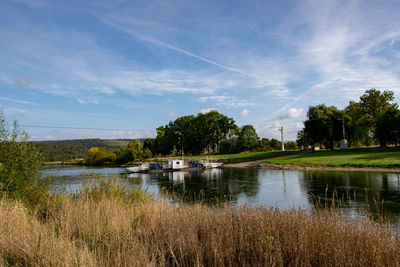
1 180 399 266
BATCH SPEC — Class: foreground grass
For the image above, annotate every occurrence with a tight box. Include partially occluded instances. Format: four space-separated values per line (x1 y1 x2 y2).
264 147 400 168
1 179 399 266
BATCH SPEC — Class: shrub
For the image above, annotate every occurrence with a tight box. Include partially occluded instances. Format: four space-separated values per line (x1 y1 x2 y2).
0 113 56 214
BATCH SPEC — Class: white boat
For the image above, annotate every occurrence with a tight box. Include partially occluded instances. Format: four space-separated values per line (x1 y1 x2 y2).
200 162 223 168
126 164 150 173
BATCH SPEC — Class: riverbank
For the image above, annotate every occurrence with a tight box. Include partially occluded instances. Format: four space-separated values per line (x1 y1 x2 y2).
226 147 400 172
1 178 399 266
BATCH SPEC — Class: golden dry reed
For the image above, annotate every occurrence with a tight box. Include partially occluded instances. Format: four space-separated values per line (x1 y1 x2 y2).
0 180 399 266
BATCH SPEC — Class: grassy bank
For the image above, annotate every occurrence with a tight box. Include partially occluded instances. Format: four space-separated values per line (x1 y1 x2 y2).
264 147 400 168
162 150 297 164
1 179 399 266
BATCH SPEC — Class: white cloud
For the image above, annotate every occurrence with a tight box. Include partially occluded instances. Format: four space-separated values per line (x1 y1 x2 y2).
238 109 250 118
199 108 217 114
0 96 38 106
163 112 177 121
265 108 304 122
198 95 253 107
256 121 303 141
76 98 100 105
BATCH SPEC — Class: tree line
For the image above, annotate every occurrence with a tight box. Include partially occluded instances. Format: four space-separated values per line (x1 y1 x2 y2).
83 111 291 165
297 89 399 149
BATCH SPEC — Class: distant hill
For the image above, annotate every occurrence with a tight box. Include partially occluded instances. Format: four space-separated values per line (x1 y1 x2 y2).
32 138 147 162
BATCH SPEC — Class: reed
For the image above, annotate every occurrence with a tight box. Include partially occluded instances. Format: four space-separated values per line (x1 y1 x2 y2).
1 179 399 266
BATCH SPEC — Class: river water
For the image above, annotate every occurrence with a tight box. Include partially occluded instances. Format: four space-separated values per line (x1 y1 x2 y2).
41 165 400 225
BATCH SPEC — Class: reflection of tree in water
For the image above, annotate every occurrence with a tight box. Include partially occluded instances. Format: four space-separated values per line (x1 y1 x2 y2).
155 168 260 205
299 171 400 221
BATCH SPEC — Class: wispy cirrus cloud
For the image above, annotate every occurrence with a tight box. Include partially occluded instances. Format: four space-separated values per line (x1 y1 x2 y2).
198 95 254 107
0 97 38 106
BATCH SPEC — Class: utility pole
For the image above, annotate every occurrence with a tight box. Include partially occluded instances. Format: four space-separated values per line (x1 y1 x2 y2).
278 126 285 151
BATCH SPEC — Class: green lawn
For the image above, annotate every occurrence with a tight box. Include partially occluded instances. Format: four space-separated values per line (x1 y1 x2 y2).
156 150 297 164
264 147 400 168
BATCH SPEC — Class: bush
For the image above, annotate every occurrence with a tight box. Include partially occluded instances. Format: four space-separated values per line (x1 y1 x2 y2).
0 114 56 214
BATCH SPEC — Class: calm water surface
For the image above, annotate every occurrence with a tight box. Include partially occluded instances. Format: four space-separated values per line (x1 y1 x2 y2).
41 165 400 225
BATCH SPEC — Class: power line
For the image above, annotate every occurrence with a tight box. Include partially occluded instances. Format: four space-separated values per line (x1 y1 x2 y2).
6 124 156 132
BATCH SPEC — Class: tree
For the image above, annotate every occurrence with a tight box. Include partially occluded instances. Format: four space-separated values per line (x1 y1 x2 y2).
344 101 368 147
357 89 397 145
303 104 343 149
269 138 282 150
0 113 54 212
360 89 396 125
296 129 310 150
260 138 271 151
85 146 116 165
375 107 400 147
285 141 298 150
115 140 144 164
148 111 238 155
237 125 260 151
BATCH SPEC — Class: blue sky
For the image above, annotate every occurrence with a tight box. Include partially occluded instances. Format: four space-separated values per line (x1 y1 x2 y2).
1 0 400 141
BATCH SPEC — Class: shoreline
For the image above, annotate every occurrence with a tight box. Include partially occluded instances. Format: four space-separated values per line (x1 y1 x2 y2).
226 161 400 173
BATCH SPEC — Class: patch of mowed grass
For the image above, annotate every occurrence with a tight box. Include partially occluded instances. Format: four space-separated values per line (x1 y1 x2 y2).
162 150 298 164
265 147 400 168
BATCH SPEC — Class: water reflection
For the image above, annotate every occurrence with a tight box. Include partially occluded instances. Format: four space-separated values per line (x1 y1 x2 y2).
299 171 400 221
42 166 400 225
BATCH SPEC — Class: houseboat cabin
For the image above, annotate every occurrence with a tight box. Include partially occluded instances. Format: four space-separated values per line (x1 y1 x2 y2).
168 159 186 170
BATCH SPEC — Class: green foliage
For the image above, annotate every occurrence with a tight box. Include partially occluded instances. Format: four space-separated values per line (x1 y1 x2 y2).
149 111 238 155
0 113 56 213
33 139 131 162
219 136 239 154
269 138 282 150
84 147 116 166
304 104 343 149
375 107 400 147
360 89 396 125
285 141 298 150
259 138 271 151
237 125 260 151
115 140 144 164
298 89 398 149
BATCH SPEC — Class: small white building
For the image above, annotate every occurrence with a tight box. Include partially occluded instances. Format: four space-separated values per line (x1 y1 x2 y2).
168 159 185 169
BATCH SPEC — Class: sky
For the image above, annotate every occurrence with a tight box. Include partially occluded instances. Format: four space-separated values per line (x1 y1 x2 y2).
1 0 400 141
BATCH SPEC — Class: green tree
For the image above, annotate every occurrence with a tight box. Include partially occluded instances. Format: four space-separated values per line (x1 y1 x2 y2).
85 147 116 165
237 125 260 151
360 89 396 125
344 101 368 147
269 138 282 150
359 89 397 143
116 140 144 164
375 107 400 147
0 113 54 212
296 129 310 150
304 104 343 149
260 138 271 151
285 141 298 150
